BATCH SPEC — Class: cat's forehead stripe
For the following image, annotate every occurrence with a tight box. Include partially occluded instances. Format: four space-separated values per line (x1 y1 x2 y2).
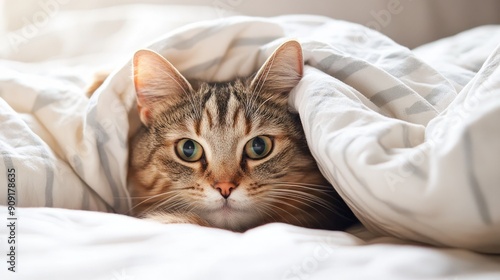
244 113 252 135
231 105 242 129
205 108 213 129
200 85 214 110
214 84 231 126
197 82 248 133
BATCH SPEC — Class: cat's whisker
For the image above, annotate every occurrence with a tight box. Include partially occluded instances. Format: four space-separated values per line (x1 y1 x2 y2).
261 182 339 207
253 183 337 211
271 183 350 208
166 199 191 211
151 193 187 212
274 187 328 200
271 181 334 190
264 193 323 225
265 191 334 222
271 186 338 204
122 195 163 199
262 195 317 225
253 205 275 223
259 205 282 224
126 191 178 214
257 201 293 224
269 189 336 211
288 191 356 221
269 186 356 222
138 191 184 215
184 201 200 213
260 197 303 224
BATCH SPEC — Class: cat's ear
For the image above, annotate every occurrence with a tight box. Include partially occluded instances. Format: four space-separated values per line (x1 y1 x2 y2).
250 40 303 105
133 49 192 126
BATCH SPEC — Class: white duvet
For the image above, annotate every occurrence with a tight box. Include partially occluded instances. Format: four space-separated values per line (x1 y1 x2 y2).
1 4 500 280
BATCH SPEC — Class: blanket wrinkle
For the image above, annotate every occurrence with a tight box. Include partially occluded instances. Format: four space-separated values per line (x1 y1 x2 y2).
1 15 499 252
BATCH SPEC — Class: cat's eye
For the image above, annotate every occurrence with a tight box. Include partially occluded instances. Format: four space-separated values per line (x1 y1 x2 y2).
176 139 204 162
244 136 273 160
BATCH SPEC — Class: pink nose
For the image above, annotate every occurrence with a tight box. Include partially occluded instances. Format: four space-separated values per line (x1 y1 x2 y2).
215 182 237 199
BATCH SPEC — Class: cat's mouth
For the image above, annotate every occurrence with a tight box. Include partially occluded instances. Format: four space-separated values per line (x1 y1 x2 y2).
218 200 239 213
206 199 248 217
201 199 259 231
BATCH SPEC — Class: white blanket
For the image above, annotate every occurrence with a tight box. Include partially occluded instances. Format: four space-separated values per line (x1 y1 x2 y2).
1 7 500 279
2 206 500 280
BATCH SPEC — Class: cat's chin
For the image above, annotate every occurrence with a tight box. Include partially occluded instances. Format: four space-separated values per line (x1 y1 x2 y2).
200 202 261 232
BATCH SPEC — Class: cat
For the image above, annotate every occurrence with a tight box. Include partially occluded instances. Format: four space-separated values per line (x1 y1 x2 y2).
127 40 357 232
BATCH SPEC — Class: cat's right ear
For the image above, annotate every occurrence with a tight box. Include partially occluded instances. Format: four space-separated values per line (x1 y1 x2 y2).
133 49 192 126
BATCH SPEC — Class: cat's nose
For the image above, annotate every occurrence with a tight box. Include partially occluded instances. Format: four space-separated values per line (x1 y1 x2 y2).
214 182 237 199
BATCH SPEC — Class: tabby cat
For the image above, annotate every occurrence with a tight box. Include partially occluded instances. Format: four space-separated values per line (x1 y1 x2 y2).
128 40 356 231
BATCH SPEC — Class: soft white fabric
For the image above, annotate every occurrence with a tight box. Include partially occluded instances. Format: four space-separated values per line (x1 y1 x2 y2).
1 6 500 279
1 206 500 280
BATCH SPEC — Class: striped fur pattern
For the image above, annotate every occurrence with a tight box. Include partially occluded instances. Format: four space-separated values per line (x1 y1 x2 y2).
128 41 356 231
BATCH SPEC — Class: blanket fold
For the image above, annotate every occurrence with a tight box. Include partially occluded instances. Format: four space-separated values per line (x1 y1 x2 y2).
1 15 499 252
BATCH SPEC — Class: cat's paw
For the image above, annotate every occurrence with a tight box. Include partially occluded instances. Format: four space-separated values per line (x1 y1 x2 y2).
142 212 210 227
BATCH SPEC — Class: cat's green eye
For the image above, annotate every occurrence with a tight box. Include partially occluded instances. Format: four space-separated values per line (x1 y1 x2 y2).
176 139 203 162
245 136 273 160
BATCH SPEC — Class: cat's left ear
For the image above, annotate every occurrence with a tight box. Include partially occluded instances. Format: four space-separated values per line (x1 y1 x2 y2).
250 40 303 105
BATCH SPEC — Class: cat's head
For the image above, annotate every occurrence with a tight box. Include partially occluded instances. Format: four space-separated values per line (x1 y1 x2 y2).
128 41 355 231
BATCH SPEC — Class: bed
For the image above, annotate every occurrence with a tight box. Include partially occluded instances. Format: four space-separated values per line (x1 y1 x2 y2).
1 2 500 279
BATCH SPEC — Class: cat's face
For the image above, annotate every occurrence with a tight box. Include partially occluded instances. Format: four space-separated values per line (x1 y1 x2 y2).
128 41 355 231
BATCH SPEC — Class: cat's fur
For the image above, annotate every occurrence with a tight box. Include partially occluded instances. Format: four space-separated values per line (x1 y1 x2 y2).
128 41 356 231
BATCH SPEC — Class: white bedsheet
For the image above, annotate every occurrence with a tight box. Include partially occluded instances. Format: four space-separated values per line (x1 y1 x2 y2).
1 4 500 279
2 206 500 280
